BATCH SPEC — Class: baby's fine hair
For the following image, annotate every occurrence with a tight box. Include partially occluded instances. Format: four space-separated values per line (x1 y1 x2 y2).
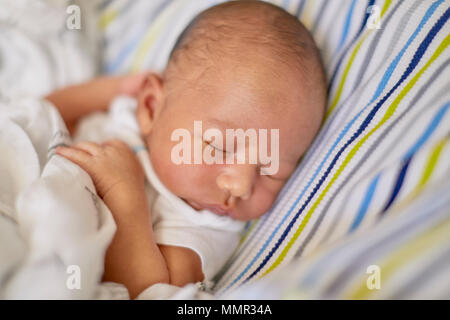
166 0 327 107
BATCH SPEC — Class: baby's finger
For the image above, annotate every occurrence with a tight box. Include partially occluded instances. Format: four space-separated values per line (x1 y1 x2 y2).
73 141 102 155
55 146 92 169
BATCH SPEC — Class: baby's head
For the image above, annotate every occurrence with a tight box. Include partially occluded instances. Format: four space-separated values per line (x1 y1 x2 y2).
136 1 326 221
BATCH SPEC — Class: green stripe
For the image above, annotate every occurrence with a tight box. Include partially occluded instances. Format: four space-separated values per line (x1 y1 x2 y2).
261 33 450 278
98 9 118 30
416 137 448 191
326 0 393 118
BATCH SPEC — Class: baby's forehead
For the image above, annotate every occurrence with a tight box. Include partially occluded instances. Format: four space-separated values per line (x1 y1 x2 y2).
166 2 314 87
172 84 309 141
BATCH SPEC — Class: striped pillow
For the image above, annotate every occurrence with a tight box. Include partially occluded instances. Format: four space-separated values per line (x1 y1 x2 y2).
99 0 450 298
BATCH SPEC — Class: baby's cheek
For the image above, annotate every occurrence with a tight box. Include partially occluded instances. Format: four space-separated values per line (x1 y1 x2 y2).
150 147 184 191
164 160 217 199
241 185 278 220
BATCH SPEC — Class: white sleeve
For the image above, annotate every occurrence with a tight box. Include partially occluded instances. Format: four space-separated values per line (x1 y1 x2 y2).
148 187 244 282
153 222 241 281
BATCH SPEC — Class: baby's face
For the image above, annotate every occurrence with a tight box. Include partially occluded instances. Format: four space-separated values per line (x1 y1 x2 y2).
138 65 322 221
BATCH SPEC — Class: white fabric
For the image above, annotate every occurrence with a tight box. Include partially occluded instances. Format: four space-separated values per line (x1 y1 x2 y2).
74 96 246 284
136 282 215 300
0 96 116 299
0 0 100 98
96 281 215 300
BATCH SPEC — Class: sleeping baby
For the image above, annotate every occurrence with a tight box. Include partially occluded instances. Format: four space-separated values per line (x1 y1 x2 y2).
47 1 326 299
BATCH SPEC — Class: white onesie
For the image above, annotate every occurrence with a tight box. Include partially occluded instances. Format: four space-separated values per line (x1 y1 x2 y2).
74 96 245 295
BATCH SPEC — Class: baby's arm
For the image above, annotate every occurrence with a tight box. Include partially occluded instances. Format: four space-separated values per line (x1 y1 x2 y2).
102 187 204 296
158 245 204 286
55 140 203 298
46 74 149 134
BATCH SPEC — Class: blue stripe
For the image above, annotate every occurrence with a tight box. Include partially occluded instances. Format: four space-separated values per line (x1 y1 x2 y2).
382 101 450 213
329 0 375 91
374 0 444 101
382 157 412 213
338 0 357 50
220 1 446 293
105 1 170 73
358 0 376 34
403 101 450 160
282 0 291 10
352 101 449 229
349 173 380 232
238 6 450 289
99 0 113 11
132 145 147 154
300 183 450 288
295 0 306 18
106 32 146 74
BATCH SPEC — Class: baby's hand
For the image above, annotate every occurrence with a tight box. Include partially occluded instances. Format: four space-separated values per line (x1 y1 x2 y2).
56 140 145 203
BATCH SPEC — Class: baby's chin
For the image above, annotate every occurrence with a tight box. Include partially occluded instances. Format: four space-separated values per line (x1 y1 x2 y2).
183 198 232 217
183 197 265 221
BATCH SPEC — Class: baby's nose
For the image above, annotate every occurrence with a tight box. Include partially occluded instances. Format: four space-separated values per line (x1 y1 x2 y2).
216 165 257 201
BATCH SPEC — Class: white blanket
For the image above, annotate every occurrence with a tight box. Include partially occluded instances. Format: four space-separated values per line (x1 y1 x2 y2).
0 0 116 299
0 0 99 98
0 96 117 299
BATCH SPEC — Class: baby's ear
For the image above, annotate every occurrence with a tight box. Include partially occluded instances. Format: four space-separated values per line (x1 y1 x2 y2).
136 73 164 137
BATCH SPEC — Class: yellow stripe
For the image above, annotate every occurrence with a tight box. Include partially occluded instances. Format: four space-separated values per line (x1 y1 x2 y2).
98 0 127 31
327 32 370 118
300 0 316 29
345 216 450 299
239 219 259 245
129 1 184 72
379 1 392 23
415 137 447 191
98 9 118 30
326 0 392 118
260 34 450 278
130 17 167 72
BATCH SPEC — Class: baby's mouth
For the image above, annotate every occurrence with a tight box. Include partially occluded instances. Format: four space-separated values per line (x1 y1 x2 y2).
185 199 230 216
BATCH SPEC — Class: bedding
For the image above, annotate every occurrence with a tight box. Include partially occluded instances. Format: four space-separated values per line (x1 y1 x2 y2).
226 175 450 299
99 0 450 299
218 0 450 298
217 0 450 298
0 0 100 98
0 97 116 299
0 0 114 299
